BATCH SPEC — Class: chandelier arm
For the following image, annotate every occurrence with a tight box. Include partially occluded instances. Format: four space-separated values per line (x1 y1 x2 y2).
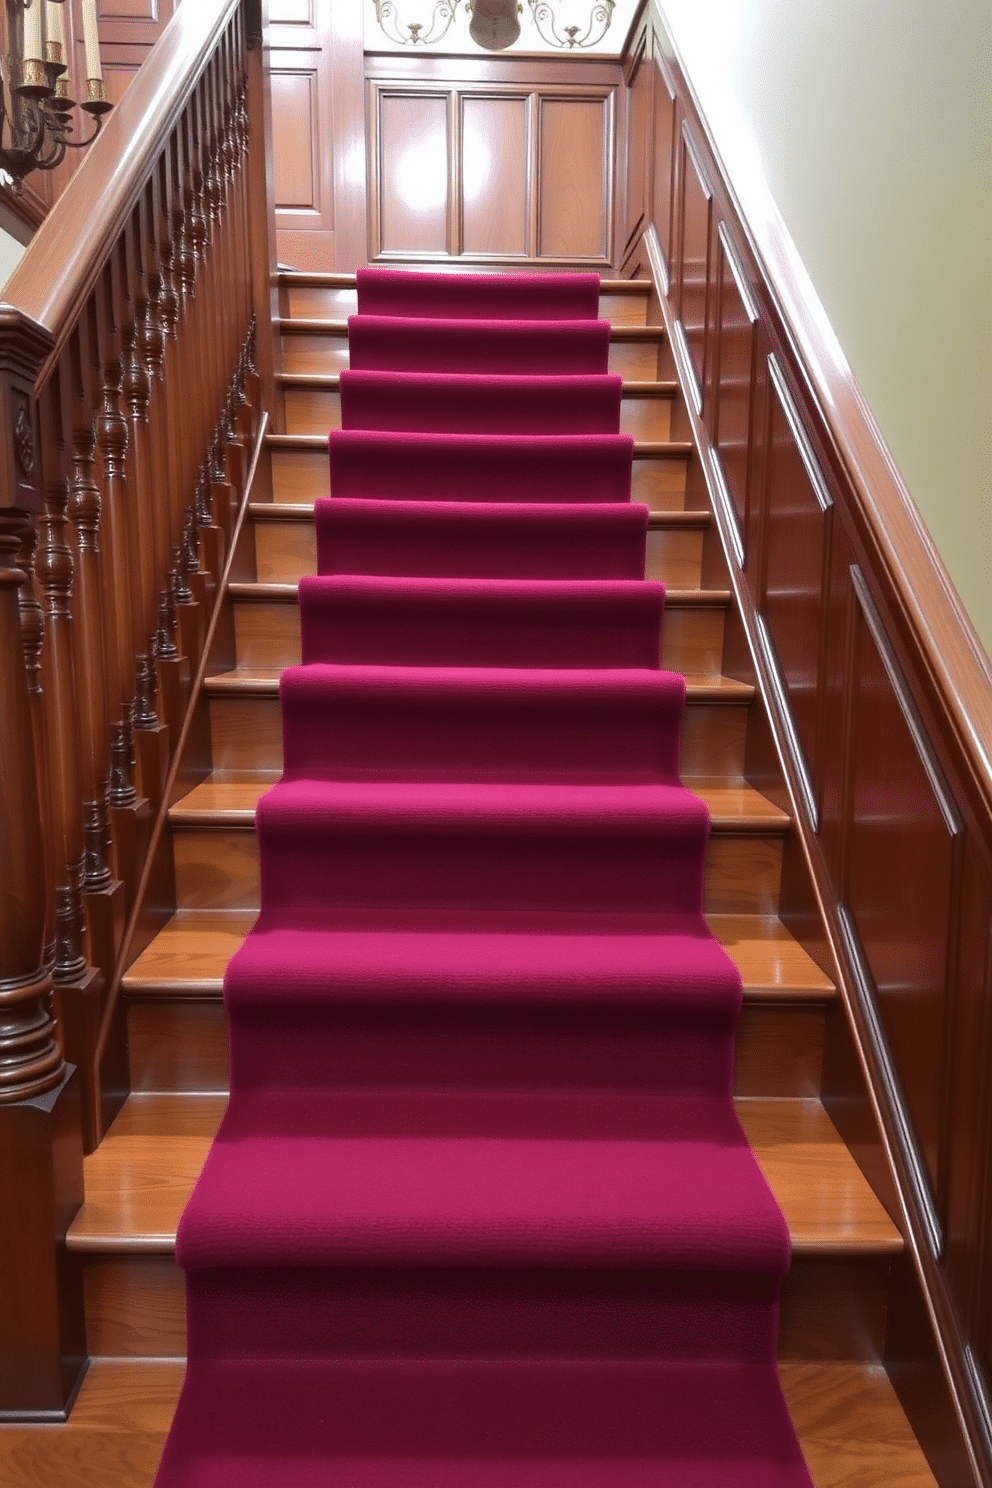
527 0 615 48
373 0 458 46
60 110 106 150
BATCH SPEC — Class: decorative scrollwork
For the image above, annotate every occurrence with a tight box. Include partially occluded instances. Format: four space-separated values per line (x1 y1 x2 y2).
527 0 616 48
372 0 459 45
14 405 34 477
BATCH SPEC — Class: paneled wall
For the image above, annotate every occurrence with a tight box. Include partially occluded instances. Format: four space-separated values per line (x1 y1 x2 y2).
624 5 992 1480
365 55 620 268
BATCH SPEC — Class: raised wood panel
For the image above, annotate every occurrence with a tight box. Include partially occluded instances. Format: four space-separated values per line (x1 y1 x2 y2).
270 0 313 25
622 28 650 257
538 96 610 261
677 123 712 412
712 222 758 564
758 355 833 824
650 40 677 293
378 92 450 255
460 95 529 257
845 570 960 1220
271 68 321 212
98 0 161 20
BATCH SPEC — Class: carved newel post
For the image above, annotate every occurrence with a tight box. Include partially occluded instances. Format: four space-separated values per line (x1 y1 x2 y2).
0 309 86 1419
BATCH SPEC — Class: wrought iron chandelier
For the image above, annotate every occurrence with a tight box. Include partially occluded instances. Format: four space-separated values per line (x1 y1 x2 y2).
1 0 111 191
373 0 616 51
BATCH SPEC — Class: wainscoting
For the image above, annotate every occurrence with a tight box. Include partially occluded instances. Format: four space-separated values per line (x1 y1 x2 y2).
365 55 620 269
622 5 992 1481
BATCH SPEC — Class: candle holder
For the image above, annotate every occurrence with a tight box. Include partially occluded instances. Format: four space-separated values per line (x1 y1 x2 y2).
1 0 111 192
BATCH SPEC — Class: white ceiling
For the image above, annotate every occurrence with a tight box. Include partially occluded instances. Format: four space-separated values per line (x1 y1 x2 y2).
364 0 642 57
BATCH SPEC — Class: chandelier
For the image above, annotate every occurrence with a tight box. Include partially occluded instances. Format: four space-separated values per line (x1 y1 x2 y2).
1 0 112 191
373 0 616 51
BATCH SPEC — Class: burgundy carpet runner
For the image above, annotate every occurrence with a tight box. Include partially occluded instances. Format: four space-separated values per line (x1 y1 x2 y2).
155 270 814 1486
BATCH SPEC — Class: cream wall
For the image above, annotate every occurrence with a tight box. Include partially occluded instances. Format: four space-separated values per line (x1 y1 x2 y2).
659 0 992 654
0 225 26 290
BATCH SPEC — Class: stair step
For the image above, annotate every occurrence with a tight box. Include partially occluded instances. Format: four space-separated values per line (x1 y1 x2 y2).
278 317 666 380
227 579 729 676
73 1091 895 1257
0 1357 940 1487
277 372 677 442
66 1093 901 1369
123 908 834 1100
277 272 652 328
204 663 749 777
166 774 786 917
250 501 708 587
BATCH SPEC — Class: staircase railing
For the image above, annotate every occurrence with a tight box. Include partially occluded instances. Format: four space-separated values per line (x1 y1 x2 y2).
0 0 278 1418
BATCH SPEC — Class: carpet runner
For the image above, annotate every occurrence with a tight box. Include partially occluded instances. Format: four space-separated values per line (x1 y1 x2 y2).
155 269 814 1486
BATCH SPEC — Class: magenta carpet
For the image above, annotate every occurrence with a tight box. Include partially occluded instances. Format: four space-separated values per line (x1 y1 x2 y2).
155 270 813 1486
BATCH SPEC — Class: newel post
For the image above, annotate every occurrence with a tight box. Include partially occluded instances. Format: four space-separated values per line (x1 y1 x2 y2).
0 308 87 1419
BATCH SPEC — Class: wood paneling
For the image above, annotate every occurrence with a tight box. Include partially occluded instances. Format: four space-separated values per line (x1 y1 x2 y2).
631 5 992 1473
712 223 758 563
539 96 609 260
676 123 712 412
844 571 960 1220
622 26 650 260
271 67 320 210
758 355 834 824
460 95 528 257
366 63 617 268
378 92 450 255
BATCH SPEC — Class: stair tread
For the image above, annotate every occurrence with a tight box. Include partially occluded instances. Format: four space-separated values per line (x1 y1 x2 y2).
276 370 680 396
124 909 834 1002
266 431 695 456
204 665 754 701
229 579 731 605
0 1357 936 1488
168 775 791 831
278 316 666 343
250 500 708 530
278 272 652 294
65 1094 900 1258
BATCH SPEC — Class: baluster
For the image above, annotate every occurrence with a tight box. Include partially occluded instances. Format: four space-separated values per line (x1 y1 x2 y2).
65 325 127 1000
122 211 171 810
16 516 55 976
37 372 108 1152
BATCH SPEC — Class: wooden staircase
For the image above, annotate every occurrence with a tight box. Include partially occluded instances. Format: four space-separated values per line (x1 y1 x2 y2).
0 276 940 1486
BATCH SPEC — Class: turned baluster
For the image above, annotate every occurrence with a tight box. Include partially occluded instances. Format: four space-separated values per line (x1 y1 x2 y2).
15 515 55 976
120 216 160 732
89 273 137 811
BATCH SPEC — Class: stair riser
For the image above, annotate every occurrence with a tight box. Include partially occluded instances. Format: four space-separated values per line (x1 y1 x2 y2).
278 285 650 328
282 387 674 442
252 520 704 589
82 1248 885 1363
280 334 662 381
170 827 782 915
269 447 691 513
127 997 824 1101
207 694 747 778
231 599 726 675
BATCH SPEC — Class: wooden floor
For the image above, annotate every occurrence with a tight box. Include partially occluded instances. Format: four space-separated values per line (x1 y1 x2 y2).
0 1358 939 1488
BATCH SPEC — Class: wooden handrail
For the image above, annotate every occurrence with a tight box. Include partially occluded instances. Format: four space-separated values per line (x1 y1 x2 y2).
3 0 247 374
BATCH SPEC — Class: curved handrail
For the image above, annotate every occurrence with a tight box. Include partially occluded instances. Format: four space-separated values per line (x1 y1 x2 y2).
3 0 245 376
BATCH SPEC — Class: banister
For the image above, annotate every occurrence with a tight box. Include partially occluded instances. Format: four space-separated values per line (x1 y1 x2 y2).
2 0 247 376
0 0 277 1418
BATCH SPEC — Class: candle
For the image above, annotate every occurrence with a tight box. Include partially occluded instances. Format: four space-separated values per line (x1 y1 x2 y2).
81 0 102 83
45 1 65 68
23 0 44 66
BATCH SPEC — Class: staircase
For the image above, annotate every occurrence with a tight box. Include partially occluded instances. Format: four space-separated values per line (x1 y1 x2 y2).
0 275 939 1487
